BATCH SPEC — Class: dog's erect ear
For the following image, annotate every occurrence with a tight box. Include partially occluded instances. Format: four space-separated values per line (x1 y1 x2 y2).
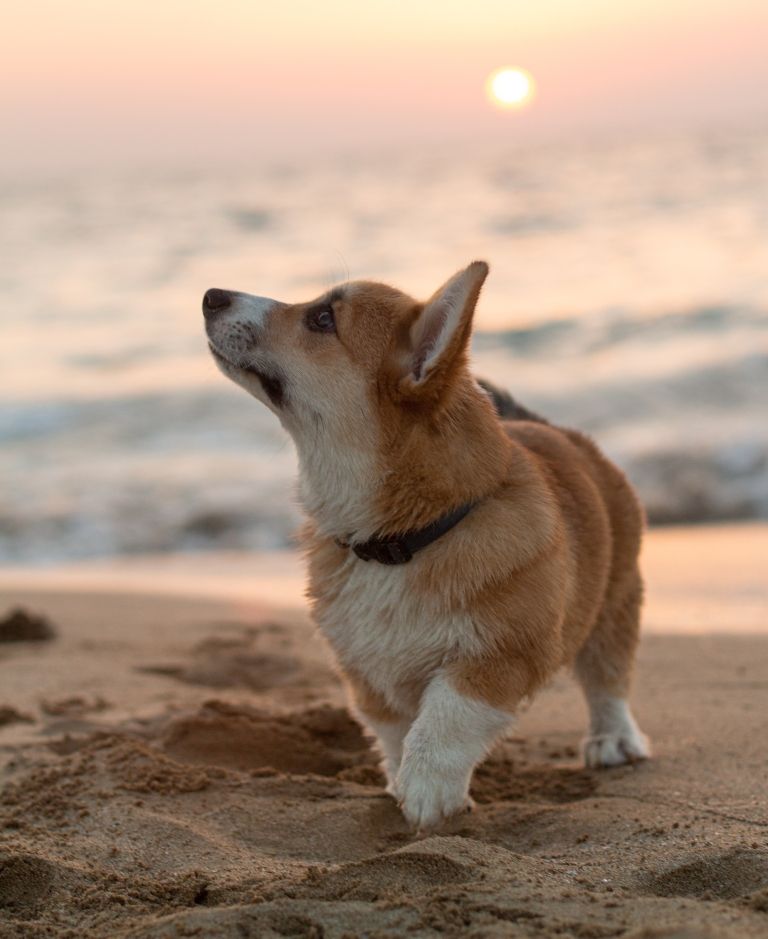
400 261 489 395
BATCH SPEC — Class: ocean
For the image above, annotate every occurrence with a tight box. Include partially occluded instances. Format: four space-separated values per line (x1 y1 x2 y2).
2 129 768 563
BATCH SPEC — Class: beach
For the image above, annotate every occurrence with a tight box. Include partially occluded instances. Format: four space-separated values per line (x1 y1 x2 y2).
1 523 766 938
4 3 768 935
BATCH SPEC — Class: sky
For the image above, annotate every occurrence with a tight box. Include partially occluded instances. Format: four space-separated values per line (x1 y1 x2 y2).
2 0 768 173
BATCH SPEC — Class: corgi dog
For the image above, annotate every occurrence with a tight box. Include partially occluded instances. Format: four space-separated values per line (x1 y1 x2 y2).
203 261 650 831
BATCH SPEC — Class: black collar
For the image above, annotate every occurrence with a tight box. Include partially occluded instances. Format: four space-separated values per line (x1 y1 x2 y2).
335 501 476 565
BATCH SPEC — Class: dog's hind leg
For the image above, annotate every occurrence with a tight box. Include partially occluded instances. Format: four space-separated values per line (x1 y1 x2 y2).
575 570 651 768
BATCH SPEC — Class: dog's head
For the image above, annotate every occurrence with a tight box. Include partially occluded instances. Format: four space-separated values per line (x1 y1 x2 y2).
203 262 499 535
203 261 489 438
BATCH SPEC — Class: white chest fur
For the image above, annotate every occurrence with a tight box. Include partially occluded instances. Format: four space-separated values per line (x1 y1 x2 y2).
311 552 481 716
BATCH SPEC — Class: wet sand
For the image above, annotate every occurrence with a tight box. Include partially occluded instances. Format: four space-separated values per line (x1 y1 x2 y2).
0 524 766 938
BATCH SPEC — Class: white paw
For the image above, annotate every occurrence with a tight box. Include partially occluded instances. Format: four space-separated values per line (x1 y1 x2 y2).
396 765 474 831
583 728 651 768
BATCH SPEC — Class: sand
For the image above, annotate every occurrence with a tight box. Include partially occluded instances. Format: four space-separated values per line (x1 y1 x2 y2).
0 525 766 938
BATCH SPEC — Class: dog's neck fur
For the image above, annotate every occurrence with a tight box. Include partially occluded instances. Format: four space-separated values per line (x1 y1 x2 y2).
293 378 511 543
294 427 383 543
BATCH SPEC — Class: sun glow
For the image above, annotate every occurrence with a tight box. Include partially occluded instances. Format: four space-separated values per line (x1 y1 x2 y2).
486 67 535 109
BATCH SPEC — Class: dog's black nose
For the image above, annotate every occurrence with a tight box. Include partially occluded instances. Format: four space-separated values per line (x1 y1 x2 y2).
203 288 233 317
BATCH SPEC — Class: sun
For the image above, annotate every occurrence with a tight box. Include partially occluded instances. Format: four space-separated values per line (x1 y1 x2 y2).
486 67 535 110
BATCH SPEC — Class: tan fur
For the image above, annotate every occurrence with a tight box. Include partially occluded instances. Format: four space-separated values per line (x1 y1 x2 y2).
204 261 650 829
305 341 643 703
306 401 644 711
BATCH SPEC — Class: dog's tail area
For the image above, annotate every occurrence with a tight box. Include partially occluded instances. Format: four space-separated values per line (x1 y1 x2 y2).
476 377 549 424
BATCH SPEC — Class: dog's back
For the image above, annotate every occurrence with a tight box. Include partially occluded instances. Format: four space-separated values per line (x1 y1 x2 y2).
476 377 548 424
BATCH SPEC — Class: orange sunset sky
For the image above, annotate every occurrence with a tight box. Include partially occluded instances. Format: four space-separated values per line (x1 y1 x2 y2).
3 0 768 173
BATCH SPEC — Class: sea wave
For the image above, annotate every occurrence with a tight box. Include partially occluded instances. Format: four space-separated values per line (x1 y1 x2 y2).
2 302 766 563
3 135 768 562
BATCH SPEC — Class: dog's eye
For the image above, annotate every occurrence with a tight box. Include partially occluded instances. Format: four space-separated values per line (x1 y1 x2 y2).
306 306 336 334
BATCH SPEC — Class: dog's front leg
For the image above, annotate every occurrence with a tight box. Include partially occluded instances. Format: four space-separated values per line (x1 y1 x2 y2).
345 672 415 793
363 716 413 794
396 671 512 831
